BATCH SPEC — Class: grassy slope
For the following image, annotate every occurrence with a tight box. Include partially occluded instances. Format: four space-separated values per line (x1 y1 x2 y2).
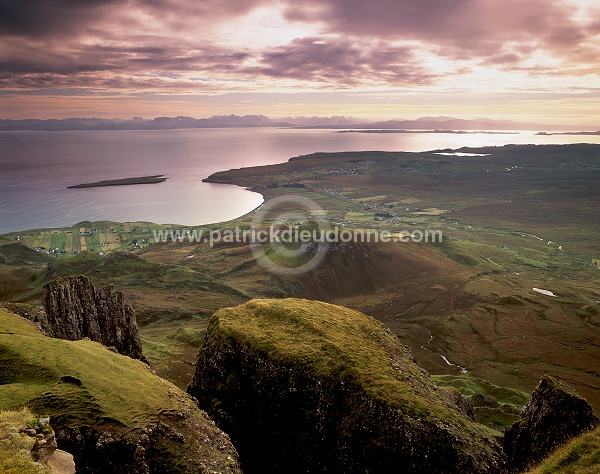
0 308 188 428
527 426 600 474
0 241 257 388
0 409 50 474
0 308 242 473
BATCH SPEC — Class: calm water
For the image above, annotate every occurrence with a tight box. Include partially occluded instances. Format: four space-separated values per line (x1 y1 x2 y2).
1 128 599 234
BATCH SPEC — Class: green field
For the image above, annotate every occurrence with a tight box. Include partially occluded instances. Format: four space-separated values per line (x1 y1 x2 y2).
0 221 195 256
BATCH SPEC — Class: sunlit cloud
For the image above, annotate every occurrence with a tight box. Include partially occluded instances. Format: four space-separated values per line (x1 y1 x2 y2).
0 0 599 124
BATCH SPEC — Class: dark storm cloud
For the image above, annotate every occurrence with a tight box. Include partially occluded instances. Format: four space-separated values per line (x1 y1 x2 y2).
0 0 269 90
0 0 270 39
0 0 121 37
256 37 436 86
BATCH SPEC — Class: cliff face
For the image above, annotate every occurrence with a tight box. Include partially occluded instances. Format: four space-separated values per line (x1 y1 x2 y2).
188 298 506 474
504 374 599 472
42 276 143 359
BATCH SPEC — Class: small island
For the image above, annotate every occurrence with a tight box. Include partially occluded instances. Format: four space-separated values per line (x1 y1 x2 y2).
67 175 168 188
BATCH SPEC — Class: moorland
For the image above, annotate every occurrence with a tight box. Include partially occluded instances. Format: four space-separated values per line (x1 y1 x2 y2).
1 143 598 420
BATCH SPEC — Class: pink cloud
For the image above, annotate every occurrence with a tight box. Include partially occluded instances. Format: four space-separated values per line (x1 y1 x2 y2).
0 0 598 94
255 37 436 86
282 0 597 60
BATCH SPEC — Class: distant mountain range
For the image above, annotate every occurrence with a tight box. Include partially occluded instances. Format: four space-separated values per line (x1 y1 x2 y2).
0 114 595 132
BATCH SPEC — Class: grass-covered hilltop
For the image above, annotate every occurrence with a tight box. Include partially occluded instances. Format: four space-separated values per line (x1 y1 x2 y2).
188 298 506 473
0 144 599 472
0 307 241 473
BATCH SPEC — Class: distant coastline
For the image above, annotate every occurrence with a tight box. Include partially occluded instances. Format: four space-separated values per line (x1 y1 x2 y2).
1 115 596 132
337 129 519 135
67 175 168 189
536 131 600 136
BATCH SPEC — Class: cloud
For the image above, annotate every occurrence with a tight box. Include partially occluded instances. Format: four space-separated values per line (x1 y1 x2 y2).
0 0 598 97
256 37 436 86
0 0 271 39
482 53 524 66
0 0 121 38
137 0 271 25
282 0 597 60
0 34 252 91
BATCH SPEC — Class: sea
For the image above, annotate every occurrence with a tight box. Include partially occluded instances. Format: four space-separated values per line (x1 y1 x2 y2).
1 128 599 234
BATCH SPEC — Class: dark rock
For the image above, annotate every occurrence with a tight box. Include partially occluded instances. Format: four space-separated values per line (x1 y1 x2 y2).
447 386 477 420
52 407 241 474
42 276 143 359
188 298 506 474
0 302 49 333
45 262 58 281
27 419 58 464
504 374 599 472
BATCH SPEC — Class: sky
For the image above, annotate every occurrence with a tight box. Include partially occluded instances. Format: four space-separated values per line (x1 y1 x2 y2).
1 0 600 125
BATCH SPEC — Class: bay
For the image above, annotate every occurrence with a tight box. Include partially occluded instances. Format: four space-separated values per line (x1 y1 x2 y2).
1 127 599 234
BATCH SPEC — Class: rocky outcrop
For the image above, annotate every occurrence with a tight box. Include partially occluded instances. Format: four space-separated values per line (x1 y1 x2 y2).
504 374 599 472
45 262 58 281
42 276 143 359
188 298 506 474
20 415 76 472
0 302 49 331
27 416 58 464
44 394 241 474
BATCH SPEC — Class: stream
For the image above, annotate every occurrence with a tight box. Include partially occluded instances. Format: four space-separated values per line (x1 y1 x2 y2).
420 331 468 374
